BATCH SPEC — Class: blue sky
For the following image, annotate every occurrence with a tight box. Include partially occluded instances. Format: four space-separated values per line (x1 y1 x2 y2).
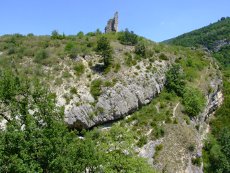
0 0 229 42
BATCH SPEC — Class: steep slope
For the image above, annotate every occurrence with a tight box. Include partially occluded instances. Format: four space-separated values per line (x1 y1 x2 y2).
165 17 230 173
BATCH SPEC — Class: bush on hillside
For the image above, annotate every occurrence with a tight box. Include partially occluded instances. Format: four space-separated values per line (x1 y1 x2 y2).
118 29 138 46
182 87 205 117
96 36 113 68
90 79 103 100
165 64 185 96
135 41 147 57
34 49 49 64
73 62 85 76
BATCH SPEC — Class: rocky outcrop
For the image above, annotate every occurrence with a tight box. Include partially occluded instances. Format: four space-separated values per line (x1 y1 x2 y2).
138 139 162 166
137 64 223 173
105 12 118 33
185 77 223 173
212 39 230 52
65 60 172 129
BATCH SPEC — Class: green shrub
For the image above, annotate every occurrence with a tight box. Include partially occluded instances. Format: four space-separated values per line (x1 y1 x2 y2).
118 29 138 46
73 62 85 76
136 65 141 70
34 49 49 64
165 64 185 97
192 157 202 166
137 135 148 147
77 31 84 39
70 87 77 95
51 30 65 39
173 118 178 124
182 87 205 117
69 47 80 59
62 70 72 78
124 52 133 67
96 106 104 114
154 144 163 159
159 53 168 60
165 116 172 124
8 47 16 55
90 79 103 100
65 42 83 58
114 63 121 73
65 42 75 52
96 36 113 68
188 143 195 152
152 125 165 139
155 144 163 152
104 81 113 87
135 42 146 57
184 115 191 125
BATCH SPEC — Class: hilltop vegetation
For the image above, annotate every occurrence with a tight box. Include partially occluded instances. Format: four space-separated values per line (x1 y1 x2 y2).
166 17 230 173
165 17 230 50
166 17 230 69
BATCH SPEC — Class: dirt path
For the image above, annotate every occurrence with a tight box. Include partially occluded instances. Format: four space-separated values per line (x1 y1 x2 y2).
173 102 180 118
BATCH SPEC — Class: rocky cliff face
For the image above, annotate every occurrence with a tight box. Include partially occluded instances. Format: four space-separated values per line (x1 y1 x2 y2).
185 76 223 173
65 59 173 129
137 64 223 173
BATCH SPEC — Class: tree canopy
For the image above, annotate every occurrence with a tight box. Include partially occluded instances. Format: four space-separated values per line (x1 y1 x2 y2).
0 70 155 173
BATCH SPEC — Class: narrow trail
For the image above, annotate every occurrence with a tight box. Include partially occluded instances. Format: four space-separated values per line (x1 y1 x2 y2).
173 102 180 118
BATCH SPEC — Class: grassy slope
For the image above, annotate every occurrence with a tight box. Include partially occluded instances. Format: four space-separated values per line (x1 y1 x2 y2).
164 17 230 172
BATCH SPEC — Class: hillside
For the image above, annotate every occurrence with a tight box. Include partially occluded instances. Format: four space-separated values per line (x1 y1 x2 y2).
165 17 230 67
0 30 222 172
165 17 230 50
165 17 230 173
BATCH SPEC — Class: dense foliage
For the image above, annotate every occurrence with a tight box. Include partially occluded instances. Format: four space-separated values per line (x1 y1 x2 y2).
165 64 205 117
118 29 138 46
182 87 205 117
0 70 155 173
166 17 230 50
213 45 230 67
135 41 147 57
165 64 185 96
90 79 103 100
96 36 113 67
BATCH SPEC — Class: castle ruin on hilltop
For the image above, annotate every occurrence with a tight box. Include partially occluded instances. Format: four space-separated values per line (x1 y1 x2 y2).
105 12 118 33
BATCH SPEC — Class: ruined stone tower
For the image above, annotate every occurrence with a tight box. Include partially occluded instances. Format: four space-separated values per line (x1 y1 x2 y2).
105 12 118 33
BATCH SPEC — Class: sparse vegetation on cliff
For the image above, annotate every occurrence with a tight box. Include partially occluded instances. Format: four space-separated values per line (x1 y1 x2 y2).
166 17 230 173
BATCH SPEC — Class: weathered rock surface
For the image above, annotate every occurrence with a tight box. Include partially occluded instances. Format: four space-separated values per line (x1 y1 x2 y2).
137 64 223 173
105 12 118 33
212 39 230 52
65 60 171 129
138 139 162 166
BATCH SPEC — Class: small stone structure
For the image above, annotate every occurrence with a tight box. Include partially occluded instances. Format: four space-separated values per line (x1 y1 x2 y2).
105 12 118 33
